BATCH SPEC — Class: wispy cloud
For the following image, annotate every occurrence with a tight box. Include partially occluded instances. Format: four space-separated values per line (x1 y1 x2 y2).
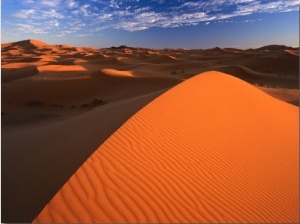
13 8 64 19
22 0 62 8
5 0 300 36
17 24 48 34
66 0 78 8
13 9 36 19
235 0 299 16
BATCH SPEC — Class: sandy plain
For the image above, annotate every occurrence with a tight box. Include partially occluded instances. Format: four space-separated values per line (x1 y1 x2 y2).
1 39 299 223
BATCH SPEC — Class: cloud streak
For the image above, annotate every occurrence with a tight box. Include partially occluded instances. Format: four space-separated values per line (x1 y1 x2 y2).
5 0 300 36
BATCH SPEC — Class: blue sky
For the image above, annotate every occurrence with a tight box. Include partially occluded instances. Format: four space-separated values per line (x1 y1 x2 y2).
1 0 299 49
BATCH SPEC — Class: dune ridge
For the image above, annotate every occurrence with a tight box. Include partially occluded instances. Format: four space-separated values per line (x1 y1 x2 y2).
11 39 48 49
1 40 299 222
34 71 299 223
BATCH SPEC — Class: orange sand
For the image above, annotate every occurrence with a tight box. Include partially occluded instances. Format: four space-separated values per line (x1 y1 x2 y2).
37 64 88 72
2 40 299 223
34 71 299 223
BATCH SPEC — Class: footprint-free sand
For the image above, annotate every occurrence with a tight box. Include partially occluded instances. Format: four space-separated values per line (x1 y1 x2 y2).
1 40 299 223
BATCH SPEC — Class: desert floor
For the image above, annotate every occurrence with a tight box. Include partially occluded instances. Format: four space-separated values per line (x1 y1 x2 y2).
1 40 299 223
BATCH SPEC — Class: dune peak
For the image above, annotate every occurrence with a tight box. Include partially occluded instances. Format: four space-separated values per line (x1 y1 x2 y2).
10 39 48 49
34 71 299 223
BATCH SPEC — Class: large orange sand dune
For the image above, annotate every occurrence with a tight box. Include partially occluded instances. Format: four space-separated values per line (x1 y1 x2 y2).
34 71 299 223
1 40 299 222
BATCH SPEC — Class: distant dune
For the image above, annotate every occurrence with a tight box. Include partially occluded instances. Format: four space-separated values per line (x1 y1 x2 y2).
1 40 299 223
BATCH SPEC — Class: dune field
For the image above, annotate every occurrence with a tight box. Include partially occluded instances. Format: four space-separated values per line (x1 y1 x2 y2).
1 39 299 223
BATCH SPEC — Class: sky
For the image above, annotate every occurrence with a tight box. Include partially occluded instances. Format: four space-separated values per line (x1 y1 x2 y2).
1 0 299 49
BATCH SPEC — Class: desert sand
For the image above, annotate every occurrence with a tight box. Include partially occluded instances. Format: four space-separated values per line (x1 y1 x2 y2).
1 40 299 223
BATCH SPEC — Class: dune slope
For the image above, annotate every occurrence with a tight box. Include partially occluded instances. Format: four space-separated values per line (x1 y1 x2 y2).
1 90 170 223
34 71 299 223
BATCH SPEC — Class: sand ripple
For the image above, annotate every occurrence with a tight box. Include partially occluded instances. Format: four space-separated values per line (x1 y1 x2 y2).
34 71 299 223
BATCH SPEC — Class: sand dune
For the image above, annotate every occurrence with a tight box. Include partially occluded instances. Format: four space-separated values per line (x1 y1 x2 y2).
258 86 299 106
1 40 299 223
205 47 229 54
1 70 180 107
2 90 168 222
37 64 88 72
282 50 299 58
10 39 48 49
213 65 299 89
285 49 299 56
34 71 299 223
101 68 134 77
101 68 176 78
256 44 296 52
144 54 178 63
1 67 39 83
116 56 145 64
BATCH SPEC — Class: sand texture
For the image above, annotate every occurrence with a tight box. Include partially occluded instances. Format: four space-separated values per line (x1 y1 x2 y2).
1 40 299 223
34 71 299 223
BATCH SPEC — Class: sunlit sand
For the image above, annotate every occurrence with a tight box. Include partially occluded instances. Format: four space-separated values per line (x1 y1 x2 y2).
1 39 299 223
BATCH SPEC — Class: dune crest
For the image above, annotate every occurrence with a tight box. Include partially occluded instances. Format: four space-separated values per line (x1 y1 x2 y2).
2 40 298 222
34 71 299 223
11 39 48 49
37 64 88 72
101 68 134 77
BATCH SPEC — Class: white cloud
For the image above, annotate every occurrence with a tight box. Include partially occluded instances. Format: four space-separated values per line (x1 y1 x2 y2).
6 0 300 36
86 0 299 31
235 0 299 15
17 24 47 34
13 8 64 19
98 13 113 20
135 12 162 23
114 10 134 17
42 9 64 19
48 20 60 27
39 0 61 8
22 0 62 8
80 4 91 17
56 30 76 37
109 0 120 9
67 0 78 8
182 2 201 8
13 9 36 19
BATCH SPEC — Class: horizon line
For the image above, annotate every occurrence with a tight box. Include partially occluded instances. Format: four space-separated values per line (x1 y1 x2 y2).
2 38 299 51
